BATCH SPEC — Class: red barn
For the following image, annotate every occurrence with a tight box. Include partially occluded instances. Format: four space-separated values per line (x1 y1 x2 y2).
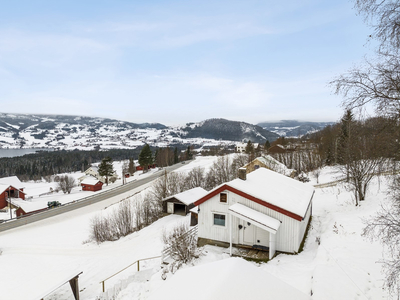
0 176 26 210
81 178 104 192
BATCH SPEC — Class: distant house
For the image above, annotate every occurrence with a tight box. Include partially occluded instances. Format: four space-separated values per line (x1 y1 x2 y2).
0 176 26 210
243 156 296 177
80 166 106 183
136 164 156 171
235 143 259 153
81 177 104 192
163 187 208 216
12 200 48 217
194 168 314 259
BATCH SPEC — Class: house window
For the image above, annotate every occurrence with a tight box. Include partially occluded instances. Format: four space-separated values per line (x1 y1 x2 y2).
213 214 226 226
254 165 260 170
220 193 227 203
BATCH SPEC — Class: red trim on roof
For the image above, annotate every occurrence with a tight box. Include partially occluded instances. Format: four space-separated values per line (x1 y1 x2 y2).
194 184 304 221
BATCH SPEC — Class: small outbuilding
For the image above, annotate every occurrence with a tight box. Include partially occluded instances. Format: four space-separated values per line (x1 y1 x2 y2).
0 176 26 210
194 168 314 259
81 178 104 192
163 187 208 216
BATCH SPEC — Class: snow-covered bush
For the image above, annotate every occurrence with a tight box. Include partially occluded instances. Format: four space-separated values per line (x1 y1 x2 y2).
161 223 200 278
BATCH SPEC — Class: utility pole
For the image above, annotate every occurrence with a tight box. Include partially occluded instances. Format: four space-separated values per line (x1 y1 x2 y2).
8 186 12 220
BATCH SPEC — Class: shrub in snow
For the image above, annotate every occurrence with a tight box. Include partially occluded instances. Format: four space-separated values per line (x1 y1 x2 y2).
90 194 161 243
161 223 201 278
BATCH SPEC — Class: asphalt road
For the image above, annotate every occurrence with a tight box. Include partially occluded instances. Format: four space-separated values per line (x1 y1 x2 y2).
0 163 183 233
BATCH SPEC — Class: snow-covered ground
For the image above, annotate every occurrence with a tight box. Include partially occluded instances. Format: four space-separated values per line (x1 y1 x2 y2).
0 159 393 299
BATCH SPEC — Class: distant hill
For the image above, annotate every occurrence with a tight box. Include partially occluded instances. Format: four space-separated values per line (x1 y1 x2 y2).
182 119 279 143
257 120 335 137
0 113 279 150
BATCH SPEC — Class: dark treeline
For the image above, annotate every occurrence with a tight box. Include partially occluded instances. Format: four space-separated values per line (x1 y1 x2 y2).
307 115 400 166
0 145 185 181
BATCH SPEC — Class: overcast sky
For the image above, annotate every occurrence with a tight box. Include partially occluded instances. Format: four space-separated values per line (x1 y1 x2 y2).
0 0 373 126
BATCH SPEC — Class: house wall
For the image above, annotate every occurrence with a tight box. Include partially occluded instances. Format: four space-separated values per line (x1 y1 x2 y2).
297 201 312 249
0 191 7 209
82 182 103 192
245 159 269 174
198 190 303 253
0 187 25 209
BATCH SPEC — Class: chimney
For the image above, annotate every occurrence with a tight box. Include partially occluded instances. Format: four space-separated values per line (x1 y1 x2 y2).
238 167 247 180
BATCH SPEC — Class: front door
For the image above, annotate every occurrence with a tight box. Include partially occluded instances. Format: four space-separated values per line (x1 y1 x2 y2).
167 202 174 214
243 221 255 246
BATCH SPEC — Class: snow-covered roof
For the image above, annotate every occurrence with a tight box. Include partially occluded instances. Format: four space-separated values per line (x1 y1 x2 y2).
0 176 24 189
247 155 294 177
147 257 309 300
86 166 98 172
197 168 314 219
229 203 281 234
81 177 102 185
8 198 47 213
163 187 208 206
0 183 25 195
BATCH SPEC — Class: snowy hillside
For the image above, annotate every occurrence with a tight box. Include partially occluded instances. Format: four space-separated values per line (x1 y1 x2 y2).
258 120 334 137
0 113 279 150
0 156 392 300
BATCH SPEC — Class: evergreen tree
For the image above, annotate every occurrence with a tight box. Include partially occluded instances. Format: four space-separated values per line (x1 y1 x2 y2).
128 157 135 174
264 140 270 152
98 156 114 185
185 145 193 160
245 140 255 162
336 109 354 165
138 144 153 172
174 147 179 164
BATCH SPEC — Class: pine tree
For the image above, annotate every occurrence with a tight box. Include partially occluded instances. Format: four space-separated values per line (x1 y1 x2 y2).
185 145 193 160
245 140 255 162
174 147 179 164
128 157 135 174
138 144 153 172
264 140 270 152
98 156 114 185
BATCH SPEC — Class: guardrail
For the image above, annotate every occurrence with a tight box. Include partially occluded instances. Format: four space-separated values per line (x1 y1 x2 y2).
99 255 161 293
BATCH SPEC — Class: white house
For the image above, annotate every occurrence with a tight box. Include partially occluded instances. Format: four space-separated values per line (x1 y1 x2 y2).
235 142 259 153
194 168 314 259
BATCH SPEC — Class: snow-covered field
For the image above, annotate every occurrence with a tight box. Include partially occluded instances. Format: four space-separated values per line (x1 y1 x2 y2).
0 157 393 300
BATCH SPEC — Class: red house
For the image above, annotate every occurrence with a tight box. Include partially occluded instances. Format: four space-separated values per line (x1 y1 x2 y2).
0 176 26 209
81 178 104 192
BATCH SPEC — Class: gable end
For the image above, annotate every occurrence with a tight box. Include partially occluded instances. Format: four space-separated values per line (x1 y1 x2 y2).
194 184 304 221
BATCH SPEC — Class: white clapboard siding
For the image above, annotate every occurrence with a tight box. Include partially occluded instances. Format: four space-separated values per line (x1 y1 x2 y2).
198 190 303 253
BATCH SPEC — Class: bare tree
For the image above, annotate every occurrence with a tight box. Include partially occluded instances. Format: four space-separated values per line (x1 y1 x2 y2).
363 175 400 296
57 175 76 194
185 166 205 189
338 119 387 205
355 0 400 50
162 222 200 275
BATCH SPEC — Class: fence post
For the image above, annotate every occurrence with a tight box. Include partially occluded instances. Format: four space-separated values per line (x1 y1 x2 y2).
137 260 140 272
102 281 105 293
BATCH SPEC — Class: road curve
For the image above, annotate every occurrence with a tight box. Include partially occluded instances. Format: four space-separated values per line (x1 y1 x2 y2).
0 164 183 233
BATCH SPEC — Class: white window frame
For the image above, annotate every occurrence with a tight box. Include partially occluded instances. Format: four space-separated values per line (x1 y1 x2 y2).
213 213 226 227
